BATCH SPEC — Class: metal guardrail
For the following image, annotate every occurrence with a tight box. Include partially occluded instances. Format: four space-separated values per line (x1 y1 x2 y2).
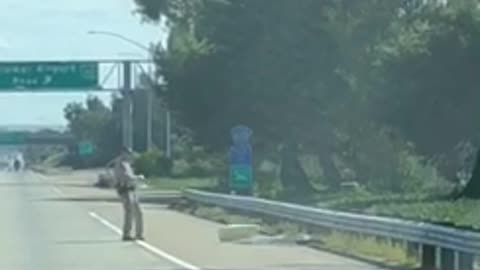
184 189 479 269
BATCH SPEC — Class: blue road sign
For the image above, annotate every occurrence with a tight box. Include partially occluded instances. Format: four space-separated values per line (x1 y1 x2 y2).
230 145 252 165
229 125 254 193
231 125 252 144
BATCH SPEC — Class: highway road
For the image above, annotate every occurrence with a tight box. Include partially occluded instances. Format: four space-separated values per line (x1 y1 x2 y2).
0 170 391 270
0 171 180 270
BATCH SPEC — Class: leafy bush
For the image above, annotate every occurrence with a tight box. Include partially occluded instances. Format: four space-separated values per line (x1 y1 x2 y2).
254 159 283 199
369 199 480 229
171 159 191 177
172 138 226 177
171 156 224 178
394 145 454 194
134 149 172 177
320 231 416 267
322 192 434 212
337 126 450 194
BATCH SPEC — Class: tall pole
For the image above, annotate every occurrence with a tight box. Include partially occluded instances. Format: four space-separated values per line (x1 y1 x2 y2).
88 30 171 155
122 61 133 150
88 31 150 51
166 109 172 158
146 78 153 151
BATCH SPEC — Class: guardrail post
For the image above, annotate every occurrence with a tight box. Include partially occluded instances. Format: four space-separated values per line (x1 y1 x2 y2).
407 242 420 261
440 248 455 270
458 252 474 270
421 244 437 270
391 238 402 247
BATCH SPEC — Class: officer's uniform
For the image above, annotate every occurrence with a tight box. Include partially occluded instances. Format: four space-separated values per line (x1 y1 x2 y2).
113 157 144 240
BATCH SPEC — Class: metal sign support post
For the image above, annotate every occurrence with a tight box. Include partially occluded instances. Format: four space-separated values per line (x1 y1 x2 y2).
146 66 154 152
122 61 133 150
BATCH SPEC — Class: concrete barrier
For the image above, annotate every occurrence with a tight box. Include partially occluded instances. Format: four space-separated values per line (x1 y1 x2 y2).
218 224 261 242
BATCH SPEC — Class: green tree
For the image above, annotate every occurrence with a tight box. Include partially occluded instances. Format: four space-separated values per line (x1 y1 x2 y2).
135 0 411 191
134 0 480 195
63 96 122 167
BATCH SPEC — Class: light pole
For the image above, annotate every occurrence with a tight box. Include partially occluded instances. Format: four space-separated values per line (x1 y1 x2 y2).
88 30 171 157
87 31 150 51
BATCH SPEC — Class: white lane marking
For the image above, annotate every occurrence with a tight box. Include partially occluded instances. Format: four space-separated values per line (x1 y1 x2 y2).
33 172 48 181
30 171 65 196
29 171 42 182
52 186 64 196
88 211 200 270
89 212 122 234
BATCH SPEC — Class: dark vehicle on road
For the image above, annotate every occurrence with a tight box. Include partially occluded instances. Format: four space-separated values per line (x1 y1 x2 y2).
13 159 21 172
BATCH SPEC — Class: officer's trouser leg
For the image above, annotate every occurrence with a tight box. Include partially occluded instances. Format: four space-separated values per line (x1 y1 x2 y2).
120 191 133 237
131 191 144 238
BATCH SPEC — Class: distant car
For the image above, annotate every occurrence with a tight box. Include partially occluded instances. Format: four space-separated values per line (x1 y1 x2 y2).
13 159 21 172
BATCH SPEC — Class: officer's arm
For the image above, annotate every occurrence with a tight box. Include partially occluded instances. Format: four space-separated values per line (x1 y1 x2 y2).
106 156 120 168
125 162 145 181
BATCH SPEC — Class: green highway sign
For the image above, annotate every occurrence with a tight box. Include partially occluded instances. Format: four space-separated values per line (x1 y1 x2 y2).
0 62 99 90
0 132 26 145
78 141 94 156
229 164 253 190
0 132 74 145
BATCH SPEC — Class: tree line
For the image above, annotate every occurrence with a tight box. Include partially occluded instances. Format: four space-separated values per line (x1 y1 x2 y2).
130 0 480 197
62 0 480 198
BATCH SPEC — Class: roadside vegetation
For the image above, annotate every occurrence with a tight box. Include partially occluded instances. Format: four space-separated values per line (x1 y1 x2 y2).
54 0 480 234
146 177 216 191
170 200 418 269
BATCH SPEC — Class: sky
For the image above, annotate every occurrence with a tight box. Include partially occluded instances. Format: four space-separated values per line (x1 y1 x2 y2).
0 0 165 127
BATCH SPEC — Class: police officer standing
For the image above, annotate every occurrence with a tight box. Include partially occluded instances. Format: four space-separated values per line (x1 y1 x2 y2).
113 147 145 241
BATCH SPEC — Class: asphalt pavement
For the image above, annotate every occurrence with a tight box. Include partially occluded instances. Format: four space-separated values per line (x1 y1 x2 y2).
0 170 391 270
0 171 180 270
